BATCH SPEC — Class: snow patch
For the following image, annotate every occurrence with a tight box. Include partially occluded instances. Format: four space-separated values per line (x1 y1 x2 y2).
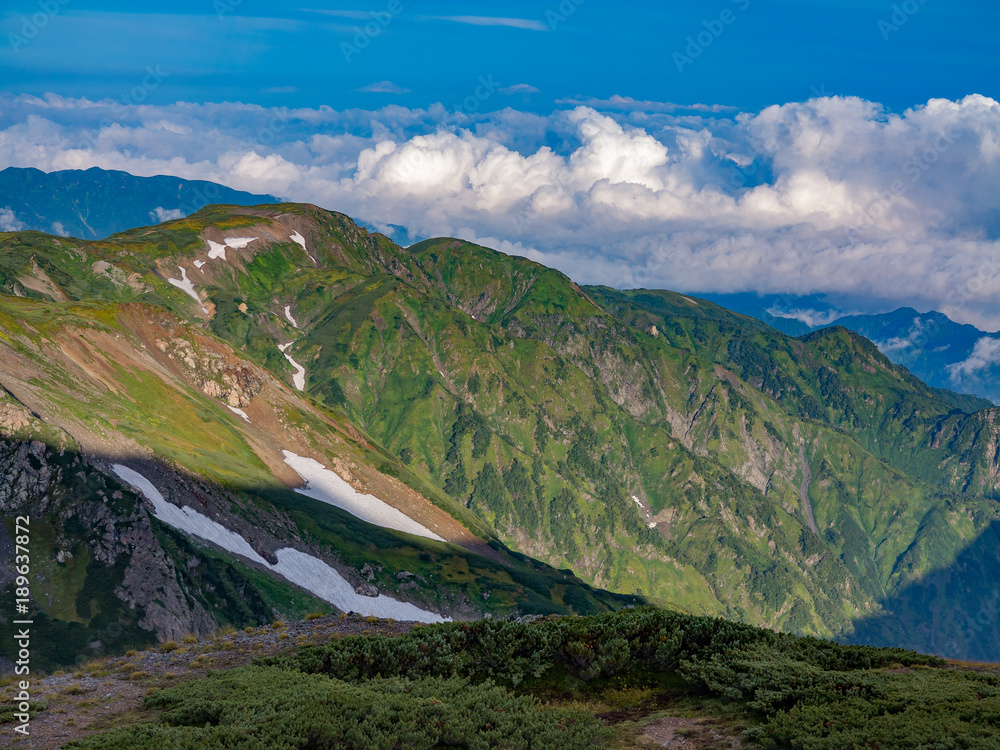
206 236 260 261
166 266 207 313
284 305 299 328
224 236 258 249
226 405 250 423
271 548 448 622
289 231 317 264
632 495 642 507
193 259 206 270
278 343 306 390
283 450 445 542
111 464 267 565
207 240 228 260
111 464 447 623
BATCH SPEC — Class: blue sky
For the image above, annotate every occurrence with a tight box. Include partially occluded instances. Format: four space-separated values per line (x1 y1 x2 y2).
2 1 997 113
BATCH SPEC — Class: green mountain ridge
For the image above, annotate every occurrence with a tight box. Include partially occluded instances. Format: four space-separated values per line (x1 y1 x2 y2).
1 202 999 664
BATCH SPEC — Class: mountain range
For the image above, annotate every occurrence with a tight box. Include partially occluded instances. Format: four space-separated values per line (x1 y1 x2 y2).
731 301 1000 405
0 167 277 240
2 201 1000 673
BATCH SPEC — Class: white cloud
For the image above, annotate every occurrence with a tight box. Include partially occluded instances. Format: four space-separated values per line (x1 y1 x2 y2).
1 92 999 327
499 84 540 95
355 81 411 94
50 221 68 236
428 15 548 31
876 318 924 352
947 337 1000 380
768 307 845 329
556 95 737 113
150 206 185 223
0 207 24 232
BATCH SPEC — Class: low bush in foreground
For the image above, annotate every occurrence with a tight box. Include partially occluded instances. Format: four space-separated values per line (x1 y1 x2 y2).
68 607 1000 749
67 668 608 750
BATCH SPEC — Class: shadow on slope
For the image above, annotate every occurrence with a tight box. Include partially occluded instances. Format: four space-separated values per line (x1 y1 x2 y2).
0 437 642 672
844 519 1000 662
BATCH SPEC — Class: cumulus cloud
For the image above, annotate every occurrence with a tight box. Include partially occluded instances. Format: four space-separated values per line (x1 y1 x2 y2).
150 207 185 223
1 92 998 327
948 337 1000 380
0 207 24 232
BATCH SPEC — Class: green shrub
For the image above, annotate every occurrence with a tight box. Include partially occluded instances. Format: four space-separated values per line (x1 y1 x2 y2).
277 607 940 689
67 608 1000 750
67 667 609 749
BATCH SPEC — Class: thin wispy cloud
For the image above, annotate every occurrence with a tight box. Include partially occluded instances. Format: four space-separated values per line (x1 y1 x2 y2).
355 81 411 94
499 84 540 95
557 95 737 113
301 10 376 20
426 16 548 31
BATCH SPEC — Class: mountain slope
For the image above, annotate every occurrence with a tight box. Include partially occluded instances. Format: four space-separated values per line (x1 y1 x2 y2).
0 288 637 670
742 303 1000 404
0 166 277 240
2 204 1000 660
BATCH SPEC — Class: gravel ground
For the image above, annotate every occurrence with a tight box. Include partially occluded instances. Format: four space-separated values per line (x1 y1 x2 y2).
3 614 415 749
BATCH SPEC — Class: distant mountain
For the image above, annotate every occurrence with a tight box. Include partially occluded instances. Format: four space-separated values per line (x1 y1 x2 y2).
0 166 277 240
742 305 1000 404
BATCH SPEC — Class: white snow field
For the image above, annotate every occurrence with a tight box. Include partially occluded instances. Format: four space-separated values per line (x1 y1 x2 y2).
226 405 251 423
206 240 228 260
110 464 447 623
278 343 306 390
193 259 206 270
282 451 445 542
284 305 299 328
224 236 258 249
112 464 267 564
288 231 318 263
206 236 259 261
270 548 447 621
166 267 207 313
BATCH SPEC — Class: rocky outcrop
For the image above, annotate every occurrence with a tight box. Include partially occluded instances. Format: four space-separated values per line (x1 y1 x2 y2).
0 439 218 644
153 335 264 407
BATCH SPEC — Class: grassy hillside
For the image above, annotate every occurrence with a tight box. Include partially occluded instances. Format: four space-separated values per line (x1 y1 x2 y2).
2 203 999 659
